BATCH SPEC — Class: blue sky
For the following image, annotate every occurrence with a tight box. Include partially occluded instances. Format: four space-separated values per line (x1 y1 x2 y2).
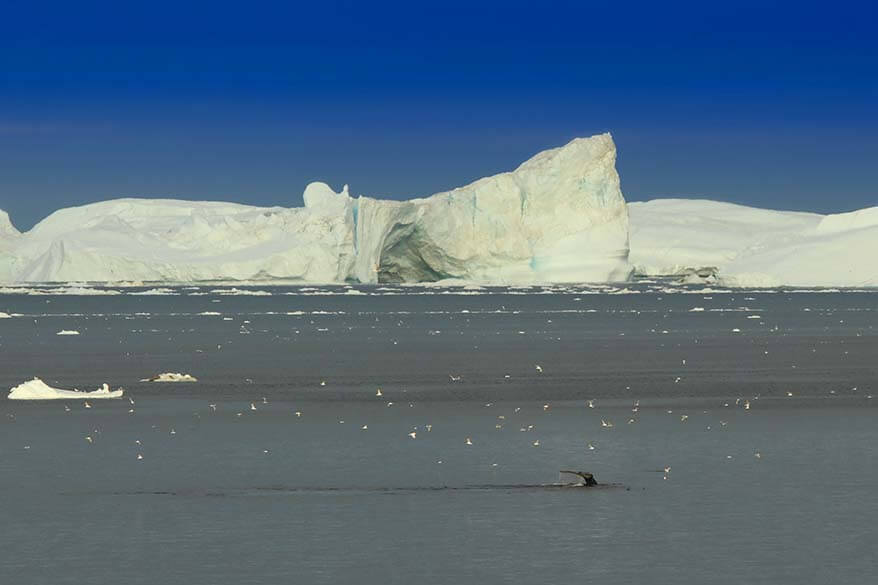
1 0 875 230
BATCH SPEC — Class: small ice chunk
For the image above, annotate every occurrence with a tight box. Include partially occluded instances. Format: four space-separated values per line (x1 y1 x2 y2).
142 372 198 382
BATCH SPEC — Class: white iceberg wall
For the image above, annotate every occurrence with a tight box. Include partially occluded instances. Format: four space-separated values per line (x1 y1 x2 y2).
0 133 631 284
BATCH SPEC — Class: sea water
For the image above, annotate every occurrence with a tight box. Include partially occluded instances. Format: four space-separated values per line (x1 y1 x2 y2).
1 283 876 584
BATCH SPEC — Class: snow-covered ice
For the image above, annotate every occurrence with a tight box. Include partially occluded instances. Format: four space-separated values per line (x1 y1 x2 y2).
629 200 878 287
8 377 124 400
55 329 81 335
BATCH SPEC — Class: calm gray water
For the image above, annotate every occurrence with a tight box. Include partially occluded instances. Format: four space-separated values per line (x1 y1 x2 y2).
1 283 876 584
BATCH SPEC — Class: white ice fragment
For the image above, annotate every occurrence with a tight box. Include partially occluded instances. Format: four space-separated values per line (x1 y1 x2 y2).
8 377 123 400
142 373 198 382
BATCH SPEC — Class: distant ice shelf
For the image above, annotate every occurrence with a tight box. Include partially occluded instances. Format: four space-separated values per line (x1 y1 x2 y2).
628 200 878 287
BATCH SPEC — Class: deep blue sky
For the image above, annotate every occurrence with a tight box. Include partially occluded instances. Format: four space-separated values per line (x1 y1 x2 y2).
1 0 875 231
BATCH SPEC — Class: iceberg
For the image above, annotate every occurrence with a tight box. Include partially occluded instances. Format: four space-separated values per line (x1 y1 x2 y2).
628 200 878 287
0 134 630 284
8 377 124 400
1 133 875 287
142 373 198 382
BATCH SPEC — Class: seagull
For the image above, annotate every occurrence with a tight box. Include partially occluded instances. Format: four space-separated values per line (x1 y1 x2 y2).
64 405 71 412
587 442 595 450
514 407 521 413
786 391 794 397
376 388 383 397
680 415 688 422
250 402 257 411
532 440 540 446
535 365 543 373
465 437 473 445
85 436 93 443
295 411 302 417
628 418 637 424
261 396 268 404
425 424 432 432
128 397 135 405
84 401 92 409
170 428 176 435
408 431 417 439
449 375 462 382
135 440 141 445
543 404 550 411
136 453 144 460
320 380 326 387
754 452 762 459
587 399 595 408
361 425 368 430
600 419 614 428
744 400 751 410
209 404 217 411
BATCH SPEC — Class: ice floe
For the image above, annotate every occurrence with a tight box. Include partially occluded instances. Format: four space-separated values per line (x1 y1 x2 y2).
8 377 124 400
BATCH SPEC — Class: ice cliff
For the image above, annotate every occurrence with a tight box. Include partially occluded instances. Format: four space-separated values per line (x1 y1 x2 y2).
0 133 631 284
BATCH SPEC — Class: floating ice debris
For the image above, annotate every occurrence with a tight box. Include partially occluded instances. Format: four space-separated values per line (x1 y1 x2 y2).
56 330 80 335
0 311 11 318
8 377 124 400
142 373 198 382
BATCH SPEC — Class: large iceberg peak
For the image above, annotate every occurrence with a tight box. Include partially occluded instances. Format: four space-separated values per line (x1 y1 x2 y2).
0 209 19 239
